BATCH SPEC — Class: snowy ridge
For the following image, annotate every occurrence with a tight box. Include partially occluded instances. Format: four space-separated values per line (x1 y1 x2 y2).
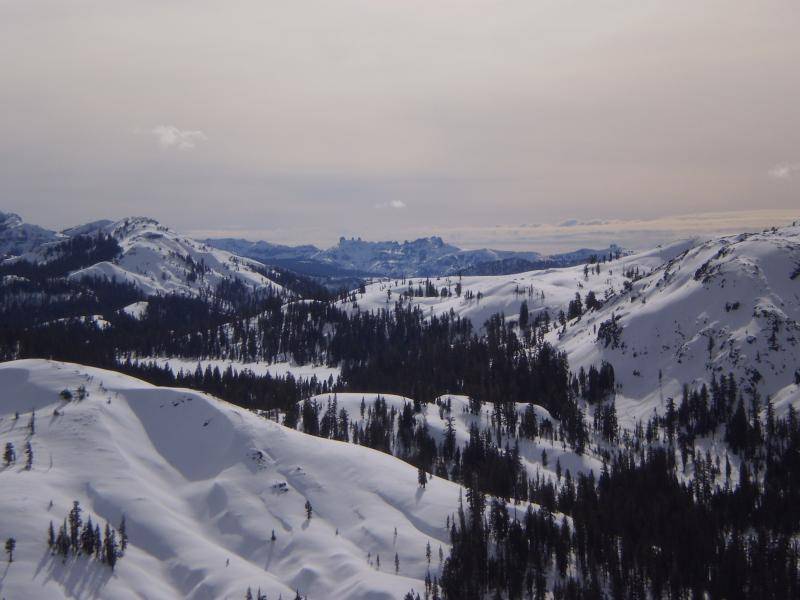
130 356 340 385
343 238 694 329
551 224 800 426
0 360 460 599
64 217 285 298
0 211 60 258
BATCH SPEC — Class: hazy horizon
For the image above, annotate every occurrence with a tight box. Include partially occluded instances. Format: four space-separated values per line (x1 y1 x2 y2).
6 206 798 254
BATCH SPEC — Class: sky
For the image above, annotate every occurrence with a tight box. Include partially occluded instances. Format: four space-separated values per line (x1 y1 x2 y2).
1 1 798 252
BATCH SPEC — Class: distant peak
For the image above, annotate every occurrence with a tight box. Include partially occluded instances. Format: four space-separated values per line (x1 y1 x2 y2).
61 219 114 237
0 212 23 229
119 216 160 227
109 216 165 237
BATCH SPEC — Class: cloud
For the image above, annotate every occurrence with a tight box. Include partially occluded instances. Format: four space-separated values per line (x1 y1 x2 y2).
768 162 800 179
149 125 208 150
558 218 609 228
374 200 407 210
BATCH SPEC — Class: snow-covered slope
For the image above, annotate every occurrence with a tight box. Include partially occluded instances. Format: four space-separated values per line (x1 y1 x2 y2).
0 359 460 599
551 225 800 426
65 217 285 298
343 239 694 329
0 212 60 258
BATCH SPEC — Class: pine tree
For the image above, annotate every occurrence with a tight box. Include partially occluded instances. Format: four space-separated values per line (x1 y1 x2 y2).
5 537 15 563
418 466 427 489
118 515 128 556
104 523 118 570
48 520 56 550
304 500 313 520
68 501 82 552
81 517 96 556
56 520 69 558
4 442 15 466
24 440 33 470
94 524 102 560
395 552 400 573
519 301 529 330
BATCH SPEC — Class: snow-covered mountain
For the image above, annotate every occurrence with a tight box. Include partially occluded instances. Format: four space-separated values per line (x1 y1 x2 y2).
0 359 459 599
208 239 321 264
10 216 284 298
0 212 60 258
551 224 800 426
78 217 285 297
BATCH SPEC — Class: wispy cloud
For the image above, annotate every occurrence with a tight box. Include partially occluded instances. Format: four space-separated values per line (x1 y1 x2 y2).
148 125 208 150
768 162 800 179
374 200 407 210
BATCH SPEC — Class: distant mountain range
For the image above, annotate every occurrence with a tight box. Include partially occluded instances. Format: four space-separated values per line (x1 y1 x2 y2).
206 235 623 281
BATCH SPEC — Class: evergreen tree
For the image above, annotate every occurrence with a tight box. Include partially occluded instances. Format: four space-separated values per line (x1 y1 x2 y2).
56 520 69 558
418 466 428 489
518 301 529 330
81 517 96 555
118 515 128 556
4 442 15 466
104 523 118 570
94 524 102 560
68 501 82 552
24 440 33 470
5 537 14 563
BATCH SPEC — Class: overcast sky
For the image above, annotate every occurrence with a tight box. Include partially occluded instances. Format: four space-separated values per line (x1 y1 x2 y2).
1 1 798 251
